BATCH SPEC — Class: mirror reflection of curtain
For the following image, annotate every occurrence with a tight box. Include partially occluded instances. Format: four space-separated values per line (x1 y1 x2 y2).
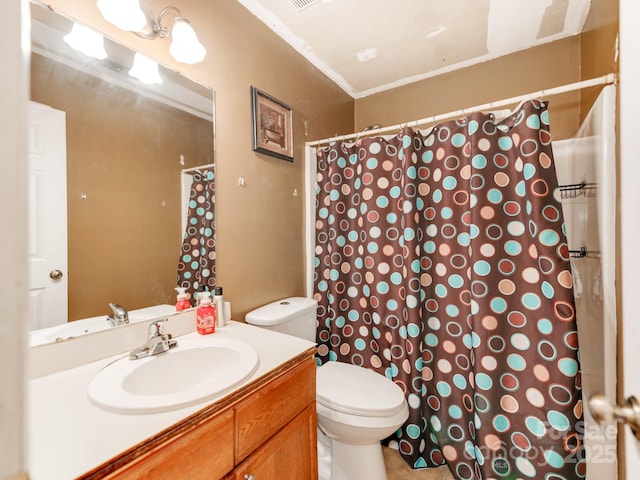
177 169 216 300
314 100 585 478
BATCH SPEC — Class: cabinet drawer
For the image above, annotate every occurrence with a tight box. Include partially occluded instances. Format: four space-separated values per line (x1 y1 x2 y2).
235 356 315 462
108 409 234 480
231 405 318 480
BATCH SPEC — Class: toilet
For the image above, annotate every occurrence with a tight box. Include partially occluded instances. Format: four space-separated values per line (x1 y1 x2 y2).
246 297 409 480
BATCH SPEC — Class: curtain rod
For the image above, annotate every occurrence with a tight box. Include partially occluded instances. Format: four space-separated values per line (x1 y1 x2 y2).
181 163 215 174
306 73 617 147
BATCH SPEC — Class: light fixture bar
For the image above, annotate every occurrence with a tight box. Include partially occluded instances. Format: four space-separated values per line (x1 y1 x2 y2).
134 6 180 40
97 2 207 64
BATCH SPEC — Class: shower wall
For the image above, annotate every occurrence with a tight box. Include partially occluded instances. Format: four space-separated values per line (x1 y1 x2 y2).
552 85 617 480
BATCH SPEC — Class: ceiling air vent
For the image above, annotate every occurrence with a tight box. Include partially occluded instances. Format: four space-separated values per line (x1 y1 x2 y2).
289 0 320 11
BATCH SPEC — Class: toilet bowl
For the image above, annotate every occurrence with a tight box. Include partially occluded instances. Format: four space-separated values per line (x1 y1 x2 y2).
316 361 409 480
245 297 409 480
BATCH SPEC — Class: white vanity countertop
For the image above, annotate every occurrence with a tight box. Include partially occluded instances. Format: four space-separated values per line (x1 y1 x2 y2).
28 321 316 480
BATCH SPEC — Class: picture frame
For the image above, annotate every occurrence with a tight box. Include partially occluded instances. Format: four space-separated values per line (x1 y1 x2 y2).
251 86 293 162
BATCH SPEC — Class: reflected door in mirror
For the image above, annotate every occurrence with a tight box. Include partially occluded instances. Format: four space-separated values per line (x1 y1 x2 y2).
27 101 68 330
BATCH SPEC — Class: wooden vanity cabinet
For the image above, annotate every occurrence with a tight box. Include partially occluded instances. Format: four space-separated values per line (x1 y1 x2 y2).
88 351 317 480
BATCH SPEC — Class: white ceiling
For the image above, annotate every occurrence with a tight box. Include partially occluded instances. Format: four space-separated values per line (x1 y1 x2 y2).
237 0 592 98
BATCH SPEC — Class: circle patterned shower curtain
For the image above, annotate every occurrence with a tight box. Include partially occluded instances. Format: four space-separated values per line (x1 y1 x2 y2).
177 168 216 300
314 100 584 479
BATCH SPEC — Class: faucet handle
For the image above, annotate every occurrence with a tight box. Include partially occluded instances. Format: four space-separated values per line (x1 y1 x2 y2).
129 318 176 360
108 303 129 324
148 319 168 339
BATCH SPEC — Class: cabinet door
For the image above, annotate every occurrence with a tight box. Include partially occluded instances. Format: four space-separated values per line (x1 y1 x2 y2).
232 405 317 480
235 357 315 462
107 409 234 480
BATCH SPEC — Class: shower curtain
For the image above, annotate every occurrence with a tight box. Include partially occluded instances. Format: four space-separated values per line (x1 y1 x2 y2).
177 168 216 300
314 100 584 479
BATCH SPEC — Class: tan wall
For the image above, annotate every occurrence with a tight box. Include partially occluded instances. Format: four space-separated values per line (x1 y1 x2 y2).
31 53 213 320
355 37 582 141
38 0 354 321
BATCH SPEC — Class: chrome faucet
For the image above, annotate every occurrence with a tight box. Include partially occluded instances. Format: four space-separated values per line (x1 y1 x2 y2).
107 302 129 327
129 319 178 360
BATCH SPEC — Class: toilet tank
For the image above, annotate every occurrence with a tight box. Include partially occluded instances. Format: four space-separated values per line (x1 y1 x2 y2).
245 297 318 342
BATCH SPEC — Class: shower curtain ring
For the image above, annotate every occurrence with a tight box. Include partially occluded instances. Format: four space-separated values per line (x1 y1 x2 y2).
357 124 383 142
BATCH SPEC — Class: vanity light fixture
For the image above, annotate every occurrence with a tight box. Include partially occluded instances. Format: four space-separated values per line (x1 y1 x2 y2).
129 52 163 84
97 1 206 64
63 23 108 60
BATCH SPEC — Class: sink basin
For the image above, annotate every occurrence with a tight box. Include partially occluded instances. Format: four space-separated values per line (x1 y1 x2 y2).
87 337 260 414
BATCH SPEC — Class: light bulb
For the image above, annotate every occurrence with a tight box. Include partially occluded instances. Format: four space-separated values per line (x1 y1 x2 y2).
63 23 108 60
129 53 162 84
169 19 206 64
97 0 146 32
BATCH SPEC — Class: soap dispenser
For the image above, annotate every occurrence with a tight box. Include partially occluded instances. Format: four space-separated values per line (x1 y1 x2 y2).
196 291 216 335
175 287 191 312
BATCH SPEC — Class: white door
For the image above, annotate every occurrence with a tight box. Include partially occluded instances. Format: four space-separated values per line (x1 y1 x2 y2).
27 101 68 330
610 0 640 476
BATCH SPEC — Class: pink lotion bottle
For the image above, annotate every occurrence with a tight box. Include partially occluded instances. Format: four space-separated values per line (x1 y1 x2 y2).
196 291 216 335
175 287 191 312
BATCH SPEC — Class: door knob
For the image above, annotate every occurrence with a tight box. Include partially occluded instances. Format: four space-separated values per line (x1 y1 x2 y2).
590 394 640 440
49 269 63 280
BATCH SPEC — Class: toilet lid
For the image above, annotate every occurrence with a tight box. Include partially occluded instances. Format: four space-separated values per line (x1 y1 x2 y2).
316 361 407 417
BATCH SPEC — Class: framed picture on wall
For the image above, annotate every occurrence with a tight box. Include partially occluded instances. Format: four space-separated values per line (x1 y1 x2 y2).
251 86 293 162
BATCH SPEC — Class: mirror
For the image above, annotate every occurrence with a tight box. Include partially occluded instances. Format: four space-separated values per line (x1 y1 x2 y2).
28 2 215 345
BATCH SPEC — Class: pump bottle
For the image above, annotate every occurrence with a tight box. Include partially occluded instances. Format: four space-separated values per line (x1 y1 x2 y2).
196 291 216 335
174 287 191 312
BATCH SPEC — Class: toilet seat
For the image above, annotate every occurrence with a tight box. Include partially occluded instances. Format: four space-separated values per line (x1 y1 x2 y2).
316 361 407 417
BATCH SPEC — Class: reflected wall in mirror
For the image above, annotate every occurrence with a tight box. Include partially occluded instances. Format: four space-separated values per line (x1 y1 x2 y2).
29 2 215 342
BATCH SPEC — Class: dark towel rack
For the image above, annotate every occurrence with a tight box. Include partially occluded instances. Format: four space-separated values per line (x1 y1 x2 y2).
568 246 600 259
557 180 597 199
558 180 599 260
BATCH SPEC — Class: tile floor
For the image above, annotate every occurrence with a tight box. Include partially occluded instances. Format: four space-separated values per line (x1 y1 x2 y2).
383 447 454 480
